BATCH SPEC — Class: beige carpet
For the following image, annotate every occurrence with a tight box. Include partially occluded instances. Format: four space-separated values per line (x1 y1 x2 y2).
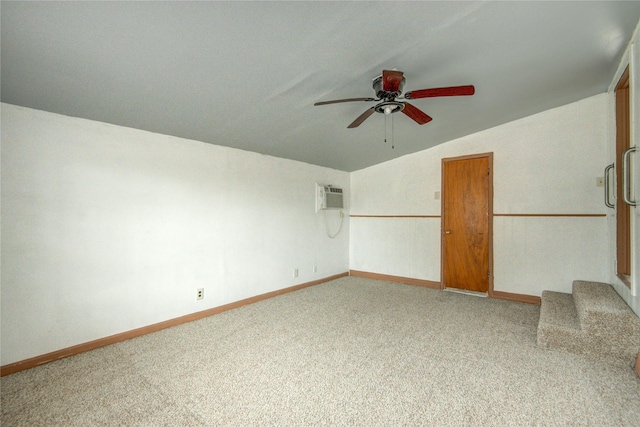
2 276 640 426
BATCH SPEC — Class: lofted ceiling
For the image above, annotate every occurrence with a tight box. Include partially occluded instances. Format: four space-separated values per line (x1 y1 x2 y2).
2 1 640 172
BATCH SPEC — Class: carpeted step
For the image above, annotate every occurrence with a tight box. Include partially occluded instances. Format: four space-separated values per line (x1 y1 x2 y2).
537 281 640 364
537 290 584 354
572 280 640 362
573 280 638 332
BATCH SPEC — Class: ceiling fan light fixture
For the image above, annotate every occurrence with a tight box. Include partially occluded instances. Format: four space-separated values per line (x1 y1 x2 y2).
375 101 404 115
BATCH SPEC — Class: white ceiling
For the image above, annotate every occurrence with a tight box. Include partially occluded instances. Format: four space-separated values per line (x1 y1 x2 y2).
2 1 639 172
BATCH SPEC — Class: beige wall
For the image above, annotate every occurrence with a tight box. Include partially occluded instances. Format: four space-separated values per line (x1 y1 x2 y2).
1 104 350 365
350 94 609 297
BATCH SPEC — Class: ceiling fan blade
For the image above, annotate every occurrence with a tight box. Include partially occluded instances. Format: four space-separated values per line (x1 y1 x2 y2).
382 70 404 93
314 97 375 106
404 85 475 100
347 107 376 128
402 102 432 125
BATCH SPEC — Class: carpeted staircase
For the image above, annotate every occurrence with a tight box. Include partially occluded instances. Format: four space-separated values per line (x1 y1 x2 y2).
537 280 640 365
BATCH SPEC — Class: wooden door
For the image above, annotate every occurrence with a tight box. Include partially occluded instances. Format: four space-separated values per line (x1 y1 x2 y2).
615 66 631 281
442 154 491 293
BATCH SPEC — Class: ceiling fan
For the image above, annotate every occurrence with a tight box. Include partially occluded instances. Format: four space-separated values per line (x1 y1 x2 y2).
314 69 475 128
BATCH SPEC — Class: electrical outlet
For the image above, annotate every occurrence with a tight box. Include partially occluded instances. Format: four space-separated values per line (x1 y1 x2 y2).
196 288 204 300
313 265 318 273
293 268 298 278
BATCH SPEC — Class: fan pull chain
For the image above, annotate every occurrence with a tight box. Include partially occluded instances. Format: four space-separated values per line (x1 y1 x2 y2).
384 114 387 144
391 114 395 149
383 115 395 149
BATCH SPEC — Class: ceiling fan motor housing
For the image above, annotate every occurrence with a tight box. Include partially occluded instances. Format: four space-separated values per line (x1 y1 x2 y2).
372 75 406 99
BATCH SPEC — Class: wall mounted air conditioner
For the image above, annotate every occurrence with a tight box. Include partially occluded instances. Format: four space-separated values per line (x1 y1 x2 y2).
316 183 344 212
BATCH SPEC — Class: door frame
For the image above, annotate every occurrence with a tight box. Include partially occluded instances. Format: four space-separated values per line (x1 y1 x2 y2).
440 152 494 295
